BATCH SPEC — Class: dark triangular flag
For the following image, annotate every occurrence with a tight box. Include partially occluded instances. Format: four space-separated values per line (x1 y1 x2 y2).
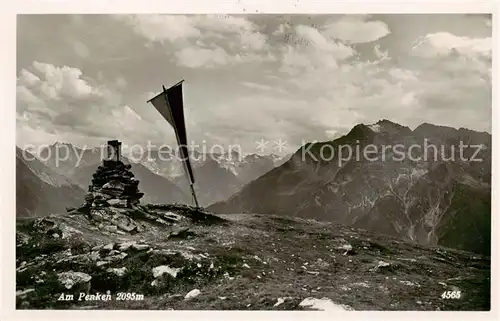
148 80 199 207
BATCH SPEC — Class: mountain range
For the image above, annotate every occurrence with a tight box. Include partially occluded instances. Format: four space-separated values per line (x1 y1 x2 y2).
208 120 491 255
16 120 491 255
16 143 287 215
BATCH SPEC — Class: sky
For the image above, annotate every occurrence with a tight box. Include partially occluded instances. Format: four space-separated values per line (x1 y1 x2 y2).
16 14 492 155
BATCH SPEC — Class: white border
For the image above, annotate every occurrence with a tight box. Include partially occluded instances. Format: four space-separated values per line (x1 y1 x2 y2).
1 1 498 321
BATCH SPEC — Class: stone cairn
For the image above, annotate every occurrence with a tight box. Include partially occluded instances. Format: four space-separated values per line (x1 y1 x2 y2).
84 140 144 209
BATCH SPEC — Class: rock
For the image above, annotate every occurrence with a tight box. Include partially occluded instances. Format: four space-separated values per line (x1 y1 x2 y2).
274 298 285 307
91 245 103 251
370 260 391 272
152 265 182 278
105 252 127 262
107 199 128 207
107 267 127 277
57 271 92 289
16 289 35 298
103 243 114 250
184 289 201 300
132 243 150 251
299 297 354 311
118 241 136 251
59 223 83 239
306 271 320 275
337 243 355 255
89 251 100 261
96 261 109 267
102 225 119 233
84 193 94 203
102 181 125 191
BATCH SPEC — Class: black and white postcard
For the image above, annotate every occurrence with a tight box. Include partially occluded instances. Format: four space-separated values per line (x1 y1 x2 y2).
1 1 497 320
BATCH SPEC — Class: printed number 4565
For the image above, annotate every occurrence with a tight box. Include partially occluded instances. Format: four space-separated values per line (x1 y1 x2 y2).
441 290 462 299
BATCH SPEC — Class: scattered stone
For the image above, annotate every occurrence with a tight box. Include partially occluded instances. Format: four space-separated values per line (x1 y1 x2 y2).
152 265 182 278
299 297 354 311
337 243 355 255
91 245 103 251
253 255 263 262
242 263 250 269
107 267 127 277
132 243 150 251
274 297 292 307
306 271 320 275
184 289 201 300
103 243 114 250
96 261 109 267
351 282 370 288
118 241 136 251
57 271 92 289
89 251 100 261
59 223 83 239
16 289 35 297
400 280 420 287
105 252 127 262
370 260 391 272
168 228 194 239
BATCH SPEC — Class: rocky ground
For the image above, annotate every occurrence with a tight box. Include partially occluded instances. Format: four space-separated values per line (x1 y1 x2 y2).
16 204 490 311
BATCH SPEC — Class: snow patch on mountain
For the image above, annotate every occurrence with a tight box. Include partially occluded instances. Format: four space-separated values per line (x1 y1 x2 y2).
368 124 382 132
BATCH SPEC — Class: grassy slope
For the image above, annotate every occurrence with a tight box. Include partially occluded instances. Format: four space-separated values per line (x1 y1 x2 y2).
16 206 490 311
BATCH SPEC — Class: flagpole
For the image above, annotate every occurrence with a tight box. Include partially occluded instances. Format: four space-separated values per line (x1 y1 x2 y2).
161 84 200 208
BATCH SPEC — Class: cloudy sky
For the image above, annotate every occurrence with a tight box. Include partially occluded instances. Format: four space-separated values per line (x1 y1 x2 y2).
16 14 492 155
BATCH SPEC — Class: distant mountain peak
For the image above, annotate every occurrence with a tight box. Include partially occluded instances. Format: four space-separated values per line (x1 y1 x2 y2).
367 119 412 135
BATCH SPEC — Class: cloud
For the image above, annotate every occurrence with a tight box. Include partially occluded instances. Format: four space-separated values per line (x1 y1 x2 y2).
241 81 274 91
294 25 355 58
411 32 491 60
279 25 356 74
174 46 230 68
16 15 492 153
323 15 391 44
114 15 201 43
114 14 272 68
16 62 163 148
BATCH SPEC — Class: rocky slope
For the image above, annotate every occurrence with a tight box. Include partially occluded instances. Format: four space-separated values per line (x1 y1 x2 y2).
16 204 490 310
209 120 491 255
16 147 85 218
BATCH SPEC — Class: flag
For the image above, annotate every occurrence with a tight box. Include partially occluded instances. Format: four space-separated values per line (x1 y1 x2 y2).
148 80 196 185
